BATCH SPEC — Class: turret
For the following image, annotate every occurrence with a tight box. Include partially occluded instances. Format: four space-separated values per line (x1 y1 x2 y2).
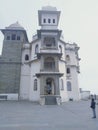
38 6 61 30
1 22 28 43
1 22 28 60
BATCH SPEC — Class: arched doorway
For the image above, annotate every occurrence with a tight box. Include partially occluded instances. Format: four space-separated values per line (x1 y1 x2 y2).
45 78 55 95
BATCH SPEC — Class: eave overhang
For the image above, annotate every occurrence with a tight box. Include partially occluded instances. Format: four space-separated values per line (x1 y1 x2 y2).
37 29 62 39
1 29 29 42
36 72 63 77
37 52 62 59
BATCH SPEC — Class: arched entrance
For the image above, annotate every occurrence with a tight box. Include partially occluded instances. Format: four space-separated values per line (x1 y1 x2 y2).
45 78 55 95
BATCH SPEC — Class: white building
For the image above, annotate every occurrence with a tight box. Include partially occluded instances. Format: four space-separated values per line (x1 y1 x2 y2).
0 6 81 105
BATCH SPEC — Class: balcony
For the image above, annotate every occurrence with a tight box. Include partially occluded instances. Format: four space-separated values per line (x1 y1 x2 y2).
36 71 63 77
37 49 62 58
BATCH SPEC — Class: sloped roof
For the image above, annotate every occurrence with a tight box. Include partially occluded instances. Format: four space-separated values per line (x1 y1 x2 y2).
1 22 29 42
5 22 24 30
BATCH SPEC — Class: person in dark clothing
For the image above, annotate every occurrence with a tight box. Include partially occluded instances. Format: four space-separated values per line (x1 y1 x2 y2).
47 84 52 94
90 98 96 118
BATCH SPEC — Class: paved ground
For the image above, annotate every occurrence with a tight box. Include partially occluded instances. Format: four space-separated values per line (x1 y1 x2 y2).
0 100 98 130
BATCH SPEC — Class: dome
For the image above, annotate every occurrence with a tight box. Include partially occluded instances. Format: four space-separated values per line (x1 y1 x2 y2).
42 6 57 11
5 22 24 30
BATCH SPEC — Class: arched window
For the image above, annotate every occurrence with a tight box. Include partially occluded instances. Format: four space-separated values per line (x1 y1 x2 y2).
66 68 70 74
34 79 37 91
59 45 62 53
25 54 29 61
44 57 55 70
66 55 70 61
67 81 72 91
61 79 64 90
35 44 38 54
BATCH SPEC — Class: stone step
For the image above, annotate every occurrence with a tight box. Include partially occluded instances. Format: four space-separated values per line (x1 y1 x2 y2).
45 96 57 105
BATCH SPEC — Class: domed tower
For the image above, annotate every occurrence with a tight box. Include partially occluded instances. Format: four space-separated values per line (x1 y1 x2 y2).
0 22 28 99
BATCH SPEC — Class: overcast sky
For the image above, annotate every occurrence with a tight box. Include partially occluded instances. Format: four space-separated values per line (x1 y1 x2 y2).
0 0 98 94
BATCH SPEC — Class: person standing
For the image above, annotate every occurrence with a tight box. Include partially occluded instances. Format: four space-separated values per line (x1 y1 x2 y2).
47 84 51 94
90 98 96 118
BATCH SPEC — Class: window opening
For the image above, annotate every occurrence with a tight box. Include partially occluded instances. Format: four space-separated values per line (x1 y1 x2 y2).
35 44 38 54
34 79 37 91
44 37 55 47
44 57 55 70
67 81 72 91
48 19 51 23
17 36 20 40
66 55 70 61
12 34 16 40
53 19 55 23
43 18 46 23
25 54 29 61
66 68 70 74
6 36 10 40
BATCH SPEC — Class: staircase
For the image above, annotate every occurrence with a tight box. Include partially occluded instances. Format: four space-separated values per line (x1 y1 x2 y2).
45 96 57 105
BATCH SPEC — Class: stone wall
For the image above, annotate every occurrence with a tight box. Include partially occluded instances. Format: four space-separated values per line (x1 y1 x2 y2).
0 41 22 93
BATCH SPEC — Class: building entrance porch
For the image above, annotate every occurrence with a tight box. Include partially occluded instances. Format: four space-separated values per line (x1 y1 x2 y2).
39 75 61 105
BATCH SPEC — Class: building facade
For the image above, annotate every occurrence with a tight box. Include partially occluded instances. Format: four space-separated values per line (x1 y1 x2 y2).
0 6 80 104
